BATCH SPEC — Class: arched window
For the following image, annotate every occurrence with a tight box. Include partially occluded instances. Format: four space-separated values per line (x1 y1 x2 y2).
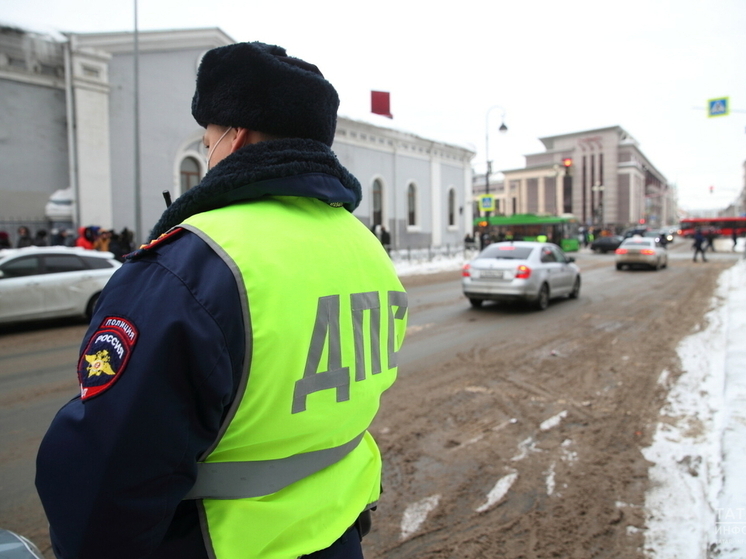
180 156 201 193
407 183 417 226
448 188 456 226
372 179 383 227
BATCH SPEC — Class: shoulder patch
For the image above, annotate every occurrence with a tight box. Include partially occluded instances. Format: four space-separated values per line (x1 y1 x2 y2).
78 316 139 401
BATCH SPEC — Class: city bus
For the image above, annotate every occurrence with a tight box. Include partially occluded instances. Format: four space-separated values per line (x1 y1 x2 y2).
678 217 746 237
474 213 581 252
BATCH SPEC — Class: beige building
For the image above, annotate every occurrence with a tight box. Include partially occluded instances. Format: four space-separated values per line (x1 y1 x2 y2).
474 126 676 231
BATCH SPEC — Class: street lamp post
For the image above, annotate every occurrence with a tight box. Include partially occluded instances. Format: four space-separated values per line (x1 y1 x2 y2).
484 106 508 218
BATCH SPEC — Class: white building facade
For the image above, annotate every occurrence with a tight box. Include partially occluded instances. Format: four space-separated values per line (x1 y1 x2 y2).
0 24 474 249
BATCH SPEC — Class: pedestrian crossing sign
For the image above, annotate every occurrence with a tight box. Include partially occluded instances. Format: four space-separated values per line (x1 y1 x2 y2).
707 97 729 117
479 195 495 212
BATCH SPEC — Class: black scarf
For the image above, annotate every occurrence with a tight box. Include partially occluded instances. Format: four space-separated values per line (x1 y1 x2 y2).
149 138 362 240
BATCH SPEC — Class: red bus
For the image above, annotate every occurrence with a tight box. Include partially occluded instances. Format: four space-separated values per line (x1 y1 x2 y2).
678 217 746 237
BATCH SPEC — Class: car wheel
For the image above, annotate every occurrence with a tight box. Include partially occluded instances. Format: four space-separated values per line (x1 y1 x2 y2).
569 277 581 299
86 292 101 320
534 284 549 311
469 298 484 308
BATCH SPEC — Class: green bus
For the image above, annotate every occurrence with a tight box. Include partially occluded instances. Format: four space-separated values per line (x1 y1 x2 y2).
474 213 581 252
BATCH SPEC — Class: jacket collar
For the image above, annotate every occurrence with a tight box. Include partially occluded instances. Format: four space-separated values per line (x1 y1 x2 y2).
149 138 361 240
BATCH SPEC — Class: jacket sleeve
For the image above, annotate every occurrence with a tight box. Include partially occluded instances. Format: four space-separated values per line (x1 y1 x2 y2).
35 231 246 559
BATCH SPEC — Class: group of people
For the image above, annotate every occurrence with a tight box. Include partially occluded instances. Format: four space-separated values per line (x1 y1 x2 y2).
0 226 54 248
0 225 134 262
692 227 742 261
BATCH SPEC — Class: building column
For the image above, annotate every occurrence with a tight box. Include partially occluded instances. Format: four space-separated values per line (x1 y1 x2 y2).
71 42 113 229
430 157 442 246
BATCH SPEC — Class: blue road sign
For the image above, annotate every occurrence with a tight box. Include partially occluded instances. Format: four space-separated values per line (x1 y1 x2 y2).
708 97 729 117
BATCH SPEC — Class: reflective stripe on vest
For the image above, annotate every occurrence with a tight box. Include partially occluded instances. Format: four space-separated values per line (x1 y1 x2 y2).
184 433 365 500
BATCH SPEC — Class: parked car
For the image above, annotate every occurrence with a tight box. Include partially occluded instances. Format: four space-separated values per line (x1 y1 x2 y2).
462 241 581 310
615 237 668 270
0 246 121 325
590 235 624 253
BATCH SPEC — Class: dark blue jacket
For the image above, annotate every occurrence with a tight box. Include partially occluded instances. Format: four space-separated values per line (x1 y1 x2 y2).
35 138 364 558
36 231 244 558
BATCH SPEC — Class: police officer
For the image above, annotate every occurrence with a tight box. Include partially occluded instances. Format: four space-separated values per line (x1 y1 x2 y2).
36 41 408 559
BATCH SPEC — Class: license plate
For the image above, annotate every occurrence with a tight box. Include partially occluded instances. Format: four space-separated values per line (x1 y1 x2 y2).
480 270 504 279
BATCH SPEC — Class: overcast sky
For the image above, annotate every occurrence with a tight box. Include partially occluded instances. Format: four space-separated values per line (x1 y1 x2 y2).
3 0 745 212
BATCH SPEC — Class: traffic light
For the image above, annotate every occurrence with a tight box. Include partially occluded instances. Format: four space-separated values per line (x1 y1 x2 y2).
709 185 714 194
562 158 573 175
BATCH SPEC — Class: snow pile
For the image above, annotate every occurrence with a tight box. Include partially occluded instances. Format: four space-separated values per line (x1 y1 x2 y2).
393 254 467 277
643 259 746 558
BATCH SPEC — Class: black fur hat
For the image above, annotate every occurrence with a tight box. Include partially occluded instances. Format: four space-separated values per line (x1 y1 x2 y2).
191 42 339 147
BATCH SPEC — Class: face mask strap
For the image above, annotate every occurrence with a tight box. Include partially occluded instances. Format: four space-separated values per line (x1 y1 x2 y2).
206 127 233 169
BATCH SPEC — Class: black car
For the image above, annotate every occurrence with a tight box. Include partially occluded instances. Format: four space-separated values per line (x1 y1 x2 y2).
590 235 624 253
622 227 649 239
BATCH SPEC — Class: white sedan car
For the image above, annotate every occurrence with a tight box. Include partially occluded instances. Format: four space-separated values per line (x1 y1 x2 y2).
0 246 121 325
462 241 581 310
615 237 668 270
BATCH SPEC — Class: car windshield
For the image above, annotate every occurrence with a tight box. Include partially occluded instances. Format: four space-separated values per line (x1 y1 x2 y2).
478 245 534 260
621 238 654 247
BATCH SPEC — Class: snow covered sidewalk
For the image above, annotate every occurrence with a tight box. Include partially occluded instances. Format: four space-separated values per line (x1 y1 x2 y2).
643 258 746 558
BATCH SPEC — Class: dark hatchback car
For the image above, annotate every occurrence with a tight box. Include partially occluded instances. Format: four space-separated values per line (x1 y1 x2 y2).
590 235 623 253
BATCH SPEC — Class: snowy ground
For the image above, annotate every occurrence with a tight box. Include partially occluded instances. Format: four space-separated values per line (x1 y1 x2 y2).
393 239 746 557
391 248 473 277
643 256 746 558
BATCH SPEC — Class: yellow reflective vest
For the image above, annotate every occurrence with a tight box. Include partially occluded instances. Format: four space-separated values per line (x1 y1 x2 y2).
181 196 407 558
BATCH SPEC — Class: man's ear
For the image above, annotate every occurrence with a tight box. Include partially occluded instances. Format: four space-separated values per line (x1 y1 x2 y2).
231 128 264 152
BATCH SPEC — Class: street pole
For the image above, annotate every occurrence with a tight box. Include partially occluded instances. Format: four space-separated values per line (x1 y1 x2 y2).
133 0 142 244
484 105 508 219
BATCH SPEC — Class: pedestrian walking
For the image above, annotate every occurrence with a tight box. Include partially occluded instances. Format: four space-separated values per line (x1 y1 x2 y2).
36 41 408 559
693 228 707 262
704 228 716 252
380 225 391 254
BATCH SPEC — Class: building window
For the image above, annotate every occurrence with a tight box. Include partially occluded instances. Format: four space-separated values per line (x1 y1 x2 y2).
448 188 456 226
563 174 573 215
407 183 417 226
180 156 201 193
82 65 100 78
372 179 383 227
